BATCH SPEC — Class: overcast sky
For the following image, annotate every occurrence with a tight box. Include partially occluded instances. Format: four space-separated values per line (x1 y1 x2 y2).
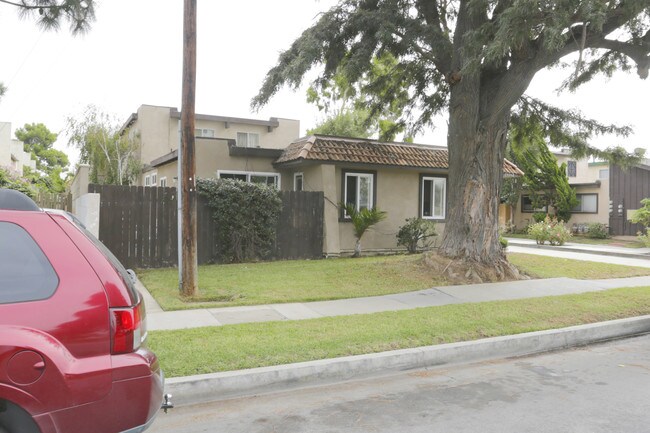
0 0 648 166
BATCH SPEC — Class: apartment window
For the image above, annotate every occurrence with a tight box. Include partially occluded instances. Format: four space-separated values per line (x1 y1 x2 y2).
151 173 157 186
421 176 446 219
343 171 375 217
160 177 167 187
599 169 609 179
218 170 279 188
567 160 577 177
237 132 260 148
572 193 598 213
144 175 151 186
195 128 215 138
294 173 304 191
521 195 547 213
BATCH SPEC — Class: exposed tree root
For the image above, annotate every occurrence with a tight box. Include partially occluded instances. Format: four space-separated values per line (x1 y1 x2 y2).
421 251 528 285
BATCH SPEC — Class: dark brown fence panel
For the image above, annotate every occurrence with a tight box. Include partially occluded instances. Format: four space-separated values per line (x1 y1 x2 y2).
609 165 650 236
89 185 323 268
274 191 324 260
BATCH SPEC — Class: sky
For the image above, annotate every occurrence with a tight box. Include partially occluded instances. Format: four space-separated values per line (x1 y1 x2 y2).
0 0 648 167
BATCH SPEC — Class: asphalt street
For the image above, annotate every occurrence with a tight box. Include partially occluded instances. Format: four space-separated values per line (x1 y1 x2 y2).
150 334 650 433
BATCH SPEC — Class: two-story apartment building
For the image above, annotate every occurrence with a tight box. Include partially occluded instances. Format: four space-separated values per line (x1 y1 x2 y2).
120 105 300 188
513 149 650 236
0 122 36 176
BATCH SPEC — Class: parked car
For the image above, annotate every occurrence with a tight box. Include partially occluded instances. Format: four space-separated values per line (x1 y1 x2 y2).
0 189 169 433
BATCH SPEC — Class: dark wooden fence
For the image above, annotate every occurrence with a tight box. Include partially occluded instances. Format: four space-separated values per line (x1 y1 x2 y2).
88 184 323 268
609 165 650 236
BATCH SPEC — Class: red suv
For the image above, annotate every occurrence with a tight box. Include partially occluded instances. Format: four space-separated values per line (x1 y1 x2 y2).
0 189 167 433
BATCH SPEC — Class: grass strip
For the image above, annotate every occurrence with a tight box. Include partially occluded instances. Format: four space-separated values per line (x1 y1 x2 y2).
149 286 650 377
139 253 650 311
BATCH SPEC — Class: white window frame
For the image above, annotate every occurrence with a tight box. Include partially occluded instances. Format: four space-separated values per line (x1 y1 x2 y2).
293 172 304 191
217 170 280 188
572 193 598 213
160 177 167 187
599 169 609 179
144 175 151 186
150 172 157 187
236 132 260 148
195 128 215 138
343 172 374 218
421 176 446 220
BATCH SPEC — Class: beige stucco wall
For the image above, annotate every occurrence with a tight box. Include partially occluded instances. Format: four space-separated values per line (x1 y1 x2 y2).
146 138 281 188
283 164 447 256
128 105 300 186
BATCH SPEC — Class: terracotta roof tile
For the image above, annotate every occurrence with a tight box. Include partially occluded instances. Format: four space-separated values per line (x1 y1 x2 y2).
275 135 523 176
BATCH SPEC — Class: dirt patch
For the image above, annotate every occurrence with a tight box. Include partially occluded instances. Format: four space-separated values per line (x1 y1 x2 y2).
420 251 528 285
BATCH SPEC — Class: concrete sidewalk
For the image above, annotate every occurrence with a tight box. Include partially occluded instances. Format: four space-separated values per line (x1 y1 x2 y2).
143 275 650 331
143 241 650 331
144 243 650 407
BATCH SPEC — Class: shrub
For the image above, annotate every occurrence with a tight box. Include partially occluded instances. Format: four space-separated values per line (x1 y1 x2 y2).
197 178 282 263
527 216 572 246
532 212 547 223
637 228 650 247
499 236 508 249
586 223 609 239
343 204 387 257
396 218 437 253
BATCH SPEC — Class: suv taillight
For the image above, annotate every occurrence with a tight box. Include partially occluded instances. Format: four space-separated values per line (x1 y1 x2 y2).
111 302 145 354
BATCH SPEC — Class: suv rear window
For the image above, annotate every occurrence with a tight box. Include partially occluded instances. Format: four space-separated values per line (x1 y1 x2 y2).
0 222 59 304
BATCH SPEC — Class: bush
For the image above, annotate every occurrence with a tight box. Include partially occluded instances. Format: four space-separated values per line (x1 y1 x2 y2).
197 178 282 263
527 216 572 246
396 218 437 253
499 236 508 249
532 212 547 223
637 228 650 247
586 223 609 239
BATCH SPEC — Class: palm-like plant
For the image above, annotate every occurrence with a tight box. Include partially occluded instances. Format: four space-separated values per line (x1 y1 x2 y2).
343 204 387 257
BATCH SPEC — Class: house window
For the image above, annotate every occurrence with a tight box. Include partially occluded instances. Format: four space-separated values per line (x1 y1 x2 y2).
195 128 215 138
572 193 598 213
343 171 375 217
236 132 260 148
160 177 167 187
599 169 609 179
521 195 547 213
421 176 446 219
567 160 577 177
218 170 280 188
294 173 303 191
151 173 157 186
144 175 151 186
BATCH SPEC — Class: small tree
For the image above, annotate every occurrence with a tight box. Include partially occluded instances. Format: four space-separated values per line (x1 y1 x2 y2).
0 167 35 198
396 218 437 253
197 178 283 263
343 204 386 257
630 198 650 247
66 105 140 185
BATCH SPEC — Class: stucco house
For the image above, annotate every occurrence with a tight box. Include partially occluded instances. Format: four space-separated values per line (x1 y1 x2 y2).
512 149 650 236
112 105 525 257
119 104 300 187
273 135 523 257
0 122 36 176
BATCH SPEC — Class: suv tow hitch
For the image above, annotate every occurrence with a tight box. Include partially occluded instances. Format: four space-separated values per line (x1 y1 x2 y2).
161 394 174 413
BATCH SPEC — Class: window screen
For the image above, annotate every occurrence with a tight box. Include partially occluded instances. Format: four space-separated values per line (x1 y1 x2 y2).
0 222 59 304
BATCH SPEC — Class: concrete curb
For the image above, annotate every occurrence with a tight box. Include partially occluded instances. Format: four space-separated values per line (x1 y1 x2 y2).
165 315 650 407
506 240 650 260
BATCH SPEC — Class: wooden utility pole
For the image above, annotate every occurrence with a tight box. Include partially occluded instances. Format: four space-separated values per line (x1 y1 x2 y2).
180 0 198 297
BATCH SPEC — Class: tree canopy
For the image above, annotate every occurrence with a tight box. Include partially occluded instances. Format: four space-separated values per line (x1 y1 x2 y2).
66 105 140 186
253 0 649 277
15 123 70 193
0 0 96 34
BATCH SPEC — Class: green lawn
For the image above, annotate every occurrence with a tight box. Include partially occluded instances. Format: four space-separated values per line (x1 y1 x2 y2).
149 286 650 377
138 253 650 311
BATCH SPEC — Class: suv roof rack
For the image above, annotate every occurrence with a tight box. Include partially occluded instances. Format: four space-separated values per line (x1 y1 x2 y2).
0 188 41 211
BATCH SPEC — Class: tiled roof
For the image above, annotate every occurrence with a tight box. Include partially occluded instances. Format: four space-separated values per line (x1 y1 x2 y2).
275 135 523 176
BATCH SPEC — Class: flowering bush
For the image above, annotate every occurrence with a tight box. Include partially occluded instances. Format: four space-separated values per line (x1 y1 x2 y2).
527 216 572 246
